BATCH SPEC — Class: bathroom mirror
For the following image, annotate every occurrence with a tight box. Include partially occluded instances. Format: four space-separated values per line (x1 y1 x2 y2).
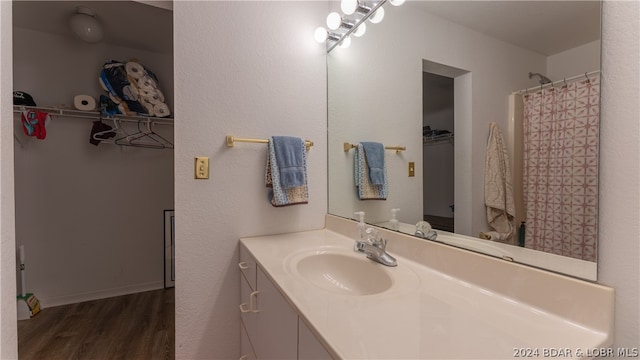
327 1 601 280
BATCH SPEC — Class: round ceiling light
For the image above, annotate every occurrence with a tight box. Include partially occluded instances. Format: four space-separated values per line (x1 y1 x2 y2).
69 6 104 43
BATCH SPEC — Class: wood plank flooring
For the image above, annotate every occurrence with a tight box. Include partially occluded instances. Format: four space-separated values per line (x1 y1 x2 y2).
18 288 174 360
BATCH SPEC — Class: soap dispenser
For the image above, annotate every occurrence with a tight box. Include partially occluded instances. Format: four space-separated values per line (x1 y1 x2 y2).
354 211 366 239
389 208 400 231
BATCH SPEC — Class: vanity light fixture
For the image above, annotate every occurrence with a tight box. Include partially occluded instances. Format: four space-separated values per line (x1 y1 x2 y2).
368 7 385 24
315 0 403 53
69 6 104 43
341 0 358 15
353 22 367 37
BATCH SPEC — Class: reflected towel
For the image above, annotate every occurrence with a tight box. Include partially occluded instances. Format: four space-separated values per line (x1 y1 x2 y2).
266 137 308 207
484 122 515 243
355 144 388 200
361 141 385 185
272 136 306 189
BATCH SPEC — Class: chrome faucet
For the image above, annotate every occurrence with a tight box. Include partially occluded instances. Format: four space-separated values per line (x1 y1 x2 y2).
355 227 397 267
415 221 438 241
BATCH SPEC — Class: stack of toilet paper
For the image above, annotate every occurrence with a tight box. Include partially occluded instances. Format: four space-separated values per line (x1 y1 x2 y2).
98 60 171 117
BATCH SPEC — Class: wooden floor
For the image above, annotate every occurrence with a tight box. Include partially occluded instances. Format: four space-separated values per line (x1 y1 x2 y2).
18 288 174 360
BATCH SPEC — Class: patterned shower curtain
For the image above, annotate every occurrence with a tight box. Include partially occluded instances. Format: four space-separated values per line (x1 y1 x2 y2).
522 73 600 262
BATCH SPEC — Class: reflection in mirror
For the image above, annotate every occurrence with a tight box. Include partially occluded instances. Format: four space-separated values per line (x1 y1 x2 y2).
328 1 601 280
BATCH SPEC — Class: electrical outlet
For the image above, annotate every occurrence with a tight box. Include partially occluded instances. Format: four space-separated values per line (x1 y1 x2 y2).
408 162 415 177
195 157 209 179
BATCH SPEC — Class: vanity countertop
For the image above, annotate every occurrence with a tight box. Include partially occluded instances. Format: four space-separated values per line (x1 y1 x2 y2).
240 215 614 359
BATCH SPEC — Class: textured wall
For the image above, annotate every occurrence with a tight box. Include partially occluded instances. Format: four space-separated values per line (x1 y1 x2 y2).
174 2 327 358
0 1 18 358
598 0 640 349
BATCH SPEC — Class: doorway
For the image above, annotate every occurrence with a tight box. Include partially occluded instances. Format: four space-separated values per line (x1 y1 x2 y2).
422 72 455 232
12 1 175 358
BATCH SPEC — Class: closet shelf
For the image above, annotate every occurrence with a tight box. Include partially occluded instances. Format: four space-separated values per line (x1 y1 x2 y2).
423 133 454 144
13 105 174 125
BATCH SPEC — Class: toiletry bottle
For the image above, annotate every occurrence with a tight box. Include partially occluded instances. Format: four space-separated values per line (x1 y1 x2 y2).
389 208 400 231
354 211 366 239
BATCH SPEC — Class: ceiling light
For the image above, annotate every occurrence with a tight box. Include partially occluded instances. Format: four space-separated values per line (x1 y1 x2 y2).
389 0 405 6
69 6 104 43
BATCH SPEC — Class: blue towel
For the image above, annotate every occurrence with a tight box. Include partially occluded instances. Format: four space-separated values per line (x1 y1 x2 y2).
354 144 388 200
272 136 305 189
266 137 309 207
361 142 385 185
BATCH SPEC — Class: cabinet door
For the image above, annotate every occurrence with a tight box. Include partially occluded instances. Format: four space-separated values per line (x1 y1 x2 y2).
298 318 334 360
240 320 257 360
253 267 298 360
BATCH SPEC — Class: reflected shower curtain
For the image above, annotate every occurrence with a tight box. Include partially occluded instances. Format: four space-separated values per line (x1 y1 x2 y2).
522 74 599 262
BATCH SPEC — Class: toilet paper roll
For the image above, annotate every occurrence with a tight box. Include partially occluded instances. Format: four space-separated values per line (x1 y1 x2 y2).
139 98 155 116
74 95 96 111
140 89 165 105
153 103 171 117
138 76 158 92
125 61 145 79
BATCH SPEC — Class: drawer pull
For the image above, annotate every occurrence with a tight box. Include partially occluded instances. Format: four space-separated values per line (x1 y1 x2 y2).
238 262 250 270
239 356 248 360
240 291 260 313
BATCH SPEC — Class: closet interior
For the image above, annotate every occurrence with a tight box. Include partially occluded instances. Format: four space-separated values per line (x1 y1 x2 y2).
12 0 174 317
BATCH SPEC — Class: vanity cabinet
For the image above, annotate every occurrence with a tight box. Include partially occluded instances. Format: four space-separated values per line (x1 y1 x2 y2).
239 243 333 360
298 318 333 360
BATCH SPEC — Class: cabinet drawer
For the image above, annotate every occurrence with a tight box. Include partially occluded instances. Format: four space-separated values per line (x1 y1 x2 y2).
239 242 257 291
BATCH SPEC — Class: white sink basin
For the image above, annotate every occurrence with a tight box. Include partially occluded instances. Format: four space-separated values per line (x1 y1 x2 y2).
292 251 393 296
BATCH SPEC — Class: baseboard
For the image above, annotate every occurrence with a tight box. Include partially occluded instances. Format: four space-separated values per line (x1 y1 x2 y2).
39 281 165 308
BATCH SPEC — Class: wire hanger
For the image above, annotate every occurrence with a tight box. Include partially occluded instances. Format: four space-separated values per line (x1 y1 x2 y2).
115 119 174 149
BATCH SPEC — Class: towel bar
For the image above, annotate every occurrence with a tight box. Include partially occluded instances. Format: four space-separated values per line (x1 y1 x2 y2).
343 142 406 153
226 135 313 150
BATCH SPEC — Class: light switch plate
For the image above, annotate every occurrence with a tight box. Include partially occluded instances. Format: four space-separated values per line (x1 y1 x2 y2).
195 157 210 179
408 162 415 177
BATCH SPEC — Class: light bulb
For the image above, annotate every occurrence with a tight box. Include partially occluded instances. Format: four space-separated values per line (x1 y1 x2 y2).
326 12 342 30
339 36 352 49
369 7 385 24
341 0 358 15
389 0 405 6
353 22 367 37
314 27 328 43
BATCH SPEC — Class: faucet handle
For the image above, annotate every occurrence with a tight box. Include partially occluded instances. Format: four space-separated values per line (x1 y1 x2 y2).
365 227 386 248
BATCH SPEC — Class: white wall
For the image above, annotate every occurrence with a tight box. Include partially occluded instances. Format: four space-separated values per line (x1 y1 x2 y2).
546 40 601 81
328 2 547 235
0 1 18 358
598 0 640 349
174 2 327 358
11 27 174 307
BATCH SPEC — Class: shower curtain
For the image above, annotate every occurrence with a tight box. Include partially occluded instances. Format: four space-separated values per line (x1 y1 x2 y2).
522 73 599 262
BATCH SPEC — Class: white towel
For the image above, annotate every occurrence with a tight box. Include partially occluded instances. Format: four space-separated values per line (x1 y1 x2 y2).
483 122 515 243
